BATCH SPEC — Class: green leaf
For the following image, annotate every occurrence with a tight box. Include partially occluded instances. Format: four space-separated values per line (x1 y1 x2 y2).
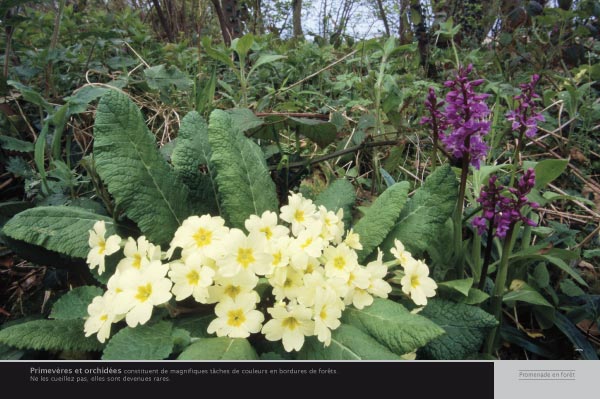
172 111 219 215
202 37 235 68
93 90 192 245
458 288 490 305
3 206 116 259
342 298 444 355
554 312 598 360
177 337 258 360
503 283 554 308
232 34 254 60
102 321 174 360
0 201 34 228
49 286 104 320
314 179 355 228
0 136 34 153
381 164 458 256
419 299 498 360
0 319 103 352
298 324 401 360
529 159 568 189
8 80 53 112
172 314 213 338
144 64 193 93
226 108 265 134
248 54 287 78
509 246 587 286
208 109 278 229
560 279 585 297
288 117 338 148
438 278 474 297
353 182 410 262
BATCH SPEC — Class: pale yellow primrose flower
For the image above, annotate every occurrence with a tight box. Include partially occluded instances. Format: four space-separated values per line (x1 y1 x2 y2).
289 221 325 271
271 266 305 302
219 229 272 277
117 236 160 272
207 293 265 338
400 258 437 306
323 243 359 280
245 211 289 244
391 239 416 267
113 261 173 327
262 301 315 352
279 192 318 236
168 254 215 303
313 288 344 346
87 221 121 275
167 215 229 259
344 228 363 251
84 292 124 343
206 269 259 304
318 206 345 244
365 249 392 298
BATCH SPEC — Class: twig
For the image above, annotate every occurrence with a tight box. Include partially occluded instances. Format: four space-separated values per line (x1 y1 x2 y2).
278 49 358 93
255 112 330 120
574 223 600 249
269 139 398 170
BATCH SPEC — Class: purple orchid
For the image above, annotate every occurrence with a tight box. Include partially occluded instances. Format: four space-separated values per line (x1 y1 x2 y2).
506 74 545 138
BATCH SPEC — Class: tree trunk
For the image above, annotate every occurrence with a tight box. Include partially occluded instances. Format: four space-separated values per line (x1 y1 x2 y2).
292 0 303 38
375 0 390 37
210 0 242 46
151 0 175 42
410 0 437 78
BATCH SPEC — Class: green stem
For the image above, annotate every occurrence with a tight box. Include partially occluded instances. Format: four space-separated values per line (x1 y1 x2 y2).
454 155 470 278
509 128 525 188
478 223 495 290
484 225 517 355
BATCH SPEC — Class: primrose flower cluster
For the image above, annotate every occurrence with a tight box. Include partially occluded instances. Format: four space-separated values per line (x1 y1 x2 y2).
82 193 435 352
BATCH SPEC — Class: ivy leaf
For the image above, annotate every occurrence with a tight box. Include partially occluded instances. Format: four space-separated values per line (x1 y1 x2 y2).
102 321 174 360
49 286 104 320
353 182 410 262
172 111 219 215
177 337 258 360
0 319 103 352
381 164 458 256
93 90 192 245
3 206 117 259
418 299 498 360
298 324 400 360
208 109 278 229
342 298 444 355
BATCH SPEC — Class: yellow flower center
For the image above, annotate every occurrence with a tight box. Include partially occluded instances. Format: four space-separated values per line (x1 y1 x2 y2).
135 283 153 302
348 272 355 284
193 228 212 247
100 314 108 321
224 285 241 299
319 309 327 320
283 277 293 288
282 317 299 330
294 209 305 223
236 248 255 268
115 288 123 294
301 238 312 249
98 240 106 254
333 256 346 270
132 253 142 269
411 275 420 289
227 309 246 327
260 226 273 240
186 270 200 286
272 251 282 266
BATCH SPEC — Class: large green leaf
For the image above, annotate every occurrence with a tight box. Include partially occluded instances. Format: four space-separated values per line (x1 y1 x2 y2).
172 111 219 215
49 286 104 320
418 299 497 359
177 337 258 360
144 64 193 93
102 321 174 360
298 324 400 360
314 178 355 227
0 319 103 352
353 182 410 262
0 136 34 153
226 108 265 134
208 109 278 229
342 298 444 355
172 314 214 338
93 90 192 245
381 164 458 256
554 312 598 360
3 206 117 259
